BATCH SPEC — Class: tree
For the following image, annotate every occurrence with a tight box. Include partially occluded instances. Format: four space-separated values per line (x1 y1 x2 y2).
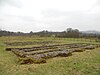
66 28 72 33
66 28 80 38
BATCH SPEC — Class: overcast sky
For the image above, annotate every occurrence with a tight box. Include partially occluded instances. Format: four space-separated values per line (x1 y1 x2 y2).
0 0 100 32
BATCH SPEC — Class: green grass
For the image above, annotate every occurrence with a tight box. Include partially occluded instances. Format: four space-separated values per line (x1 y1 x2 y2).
2 36 99 48
0 36 100 75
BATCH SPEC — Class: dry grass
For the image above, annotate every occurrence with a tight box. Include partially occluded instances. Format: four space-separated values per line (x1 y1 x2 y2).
0 36 100 75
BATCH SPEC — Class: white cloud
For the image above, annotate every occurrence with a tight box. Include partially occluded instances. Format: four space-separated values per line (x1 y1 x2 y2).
0 0 100 32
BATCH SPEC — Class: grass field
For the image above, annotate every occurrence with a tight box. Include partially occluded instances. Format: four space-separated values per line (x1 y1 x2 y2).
0 36 100 75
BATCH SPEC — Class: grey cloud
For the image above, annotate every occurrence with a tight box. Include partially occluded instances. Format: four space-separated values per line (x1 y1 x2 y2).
64 13 100 30
0 0 9 4
18 16 35 22
0 0 100 32
41 9 100 31
0 0 22 8
0 14 35 22
42 9 87 19
42 9 100 21
0 18 4 21
42 9 67 18
97 0 100 4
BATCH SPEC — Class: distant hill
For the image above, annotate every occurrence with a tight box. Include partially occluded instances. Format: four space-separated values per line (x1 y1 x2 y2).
81 30 100 34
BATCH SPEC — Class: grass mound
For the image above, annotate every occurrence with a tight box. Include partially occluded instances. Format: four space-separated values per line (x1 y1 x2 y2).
19 57 46 64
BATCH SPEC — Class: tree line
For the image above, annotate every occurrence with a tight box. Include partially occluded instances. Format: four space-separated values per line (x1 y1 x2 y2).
0 28 100 41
